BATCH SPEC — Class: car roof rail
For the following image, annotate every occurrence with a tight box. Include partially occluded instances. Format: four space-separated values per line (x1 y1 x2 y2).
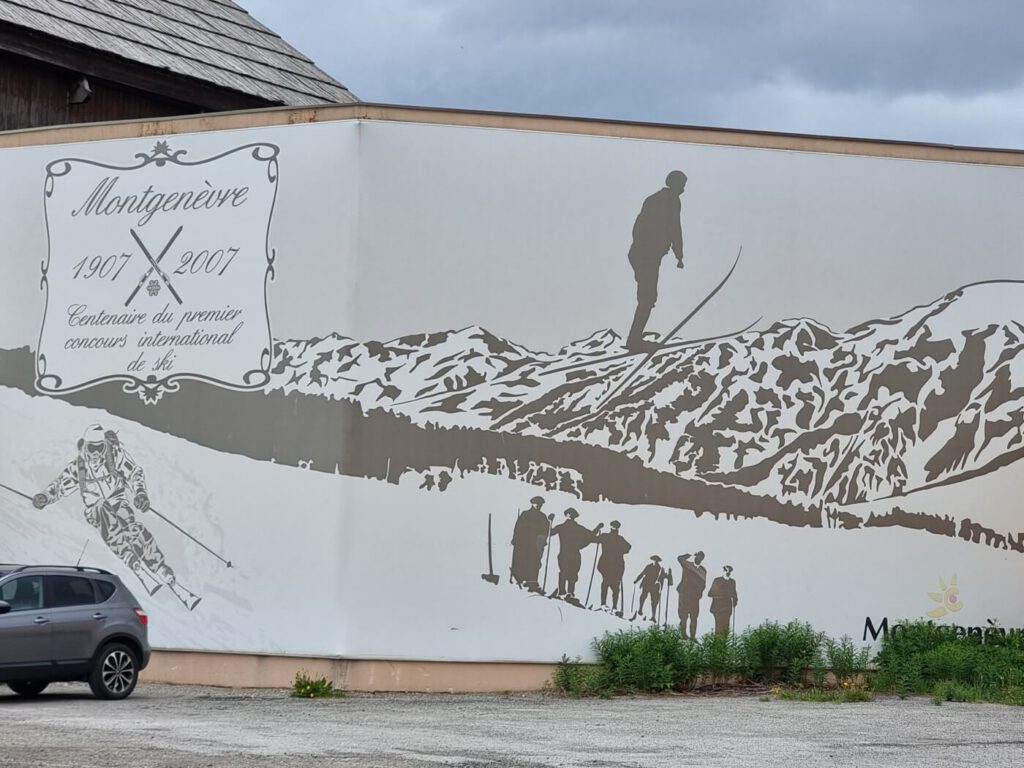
8 565 112 575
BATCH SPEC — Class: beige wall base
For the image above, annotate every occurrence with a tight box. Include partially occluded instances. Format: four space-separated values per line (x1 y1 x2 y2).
142 650 557 693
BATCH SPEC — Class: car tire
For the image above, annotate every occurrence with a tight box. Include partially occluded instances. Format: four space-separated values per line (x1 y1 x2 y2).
7 680 49 697
88 643 139 700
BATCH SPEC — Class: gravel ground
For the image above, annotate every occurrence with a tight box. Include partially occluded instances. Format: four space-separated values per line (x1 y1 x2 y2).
1 683 1022 767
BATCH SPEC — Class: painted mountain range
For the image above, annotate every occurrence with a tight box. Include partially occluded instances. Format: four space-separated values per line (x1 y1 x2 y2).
269 280 1024 509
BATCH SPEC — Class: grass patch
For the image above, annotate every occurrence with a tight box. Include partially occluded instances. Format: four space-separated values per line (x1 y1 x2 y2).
291 670 346 699
775 685 874 703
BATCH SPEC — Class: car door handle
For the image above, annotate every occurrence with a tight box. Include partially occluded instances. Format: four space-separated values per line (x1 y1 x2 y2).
92 613 107 621
32 616 49 625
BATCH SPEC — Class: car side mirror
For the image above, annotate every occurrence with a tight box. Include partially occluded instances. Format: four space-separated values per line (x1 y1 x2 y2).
0 601 11 615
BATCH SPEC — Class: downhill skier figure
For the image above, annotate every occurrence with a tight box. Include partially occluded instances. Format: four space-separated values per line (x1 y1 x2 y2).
32 425 201 610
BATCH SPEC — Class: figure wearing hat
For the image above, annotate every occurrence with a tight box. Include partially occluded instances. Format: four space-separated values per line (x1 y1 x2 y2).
677 551 707 640
510 496 551 592
549 508 600 604
708 565 738 635
32 425 200 610
596 520 631 613
633 555 671 622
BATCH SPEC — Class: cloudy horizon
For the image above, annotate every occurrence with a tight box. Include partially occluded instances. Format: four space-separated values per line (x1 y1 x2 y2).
243 0 1024 150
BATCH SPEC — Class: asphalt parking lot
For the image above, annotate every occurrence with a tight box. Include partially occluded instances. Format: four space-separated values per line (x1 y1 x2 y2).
1 683 1022 767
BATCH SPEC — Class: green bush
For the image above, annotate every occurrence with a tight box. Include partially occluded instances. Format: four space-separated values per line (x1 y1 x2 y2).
551 656 609 697
873 620 1024 705
825 635 871 683
932 680 981 704
741 621 822 684
554 620 879 696
593 626 701 692
700 631 745 683
742 621 786 681
291 670 345 699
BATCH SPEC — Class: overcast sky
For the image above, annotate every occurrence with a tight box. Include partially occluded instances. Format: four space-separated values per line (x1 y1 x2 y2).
243 0 1024 150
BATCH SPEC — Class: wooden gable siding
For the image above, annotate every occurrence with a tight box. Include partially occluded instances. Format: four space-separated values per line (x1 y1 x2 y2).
0 49 199 131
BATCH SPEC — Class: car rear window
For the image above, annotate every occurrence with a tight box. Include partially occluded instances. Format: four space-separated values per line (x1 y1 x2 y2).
94 580 116 602
44 575 97 608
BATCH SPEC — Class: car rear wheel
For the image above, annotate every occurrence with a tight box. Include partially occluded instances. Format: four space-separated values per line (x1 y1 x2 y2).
88 643 139 700
7 680 49 697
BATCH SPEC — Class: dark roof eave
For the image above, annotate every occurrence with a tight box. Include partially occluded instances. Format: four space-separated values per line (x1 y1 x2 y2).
0 21 288 111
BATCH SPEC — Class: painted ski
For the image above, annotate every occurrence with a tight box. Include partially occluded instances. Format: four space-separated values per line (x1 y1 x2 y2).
593 246 743 414
541 315 762 377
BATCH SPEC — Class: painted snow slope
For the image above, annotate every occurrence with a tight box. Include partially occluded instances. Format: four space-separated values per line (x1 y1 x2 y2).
272 281 1024 511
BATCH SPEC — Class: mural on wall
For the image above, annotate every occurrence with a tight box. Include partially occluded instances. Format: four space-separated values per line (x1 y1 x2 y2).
0 121 1022 659
37 140 279 403
30 424 201 609
485 493 739 638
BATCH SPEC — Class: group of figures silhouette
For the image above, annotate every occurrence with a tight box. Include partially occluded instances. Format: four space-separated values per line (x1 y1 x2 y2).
506 496 738 635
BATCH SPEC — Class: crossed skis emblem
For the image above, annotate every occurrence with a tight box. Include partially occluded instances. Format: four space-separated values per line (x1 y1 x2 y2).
124 226 184 307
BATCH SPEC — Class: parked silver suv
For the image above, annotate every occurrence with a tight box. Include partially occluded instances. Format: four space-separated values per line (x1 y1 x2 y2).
0 565 151 699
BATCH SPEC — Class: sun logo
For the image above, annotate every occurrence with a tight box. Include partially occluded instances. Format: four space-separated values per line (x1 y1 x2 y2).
927 574 962 618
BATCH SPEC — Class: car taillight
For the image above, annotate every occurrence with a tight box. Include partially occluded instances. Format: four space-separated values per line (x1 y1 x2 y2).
133 607 148 626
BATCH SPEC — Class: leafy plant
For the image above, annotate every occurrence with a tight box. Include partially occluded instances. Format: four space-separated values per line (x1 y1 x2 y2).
873 620 1024 705
931 680 980 704
824 635 871 684
777 621 824 685
700 631 745 684
592 625 702 692
551 656 609 697
742 621 786 682
291 670 345 699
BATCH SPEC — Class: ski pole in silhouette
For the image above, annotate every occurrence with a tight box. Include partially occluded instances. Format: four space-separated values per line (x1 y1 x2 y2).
585 540 601 607
2 477 231 569
0 481 33 502
541 514 554 593
147 505 233 568
629 582 637 618
481 513 499 585
662 576 671 629
595 246 743 414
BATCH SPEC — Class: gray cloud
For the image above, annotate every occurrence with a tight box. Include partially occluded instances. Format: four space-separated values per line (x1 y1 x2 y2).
244 0 1024 147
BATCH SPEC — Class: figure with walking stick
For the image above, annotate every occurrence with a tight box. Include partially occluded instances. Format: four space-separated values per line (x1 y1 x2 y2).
31 424 201 610
594 520 631 614
632 555 670 622
708 565 738 636
549 508 600 606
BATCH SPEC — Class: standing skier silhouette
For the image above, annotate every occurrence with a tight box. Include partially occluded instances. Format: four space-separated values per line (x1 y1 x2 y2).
625 170 687 352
